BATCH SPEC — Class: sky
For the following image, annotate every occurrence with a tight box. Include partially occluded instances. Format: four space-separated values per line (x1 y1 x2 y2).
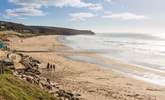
0 0 165 34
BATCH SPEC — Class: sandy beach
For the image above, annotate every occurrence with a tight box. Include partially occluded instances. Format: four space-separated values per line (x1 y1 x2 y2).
8 35 165 100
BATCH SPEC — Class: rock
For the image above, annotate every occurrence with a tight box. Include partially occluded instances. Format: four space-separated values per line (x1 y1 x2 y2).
25 75 34 84
10 53 83 100
55 89 81 100
74 93 81 97
3 58 14 66
56 89 65 97
24 71 36 76
66 92 74 97
0 50 6 60
7 53 22 63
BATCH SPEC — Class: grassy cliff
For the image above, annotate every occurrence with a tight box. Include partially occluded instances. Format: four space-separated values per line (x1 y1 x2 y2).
0 73 56 100
0 21 95 35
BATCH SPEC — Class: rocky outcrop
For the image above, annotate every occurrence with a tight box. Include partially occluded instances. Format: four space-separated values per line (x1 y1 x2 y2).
13 71 82 100
0 21 95 35
2 52 82 100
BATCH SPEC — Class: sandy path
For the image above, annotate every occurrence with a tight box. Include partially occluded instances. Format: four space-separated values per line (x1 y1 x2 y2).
8 35 165 100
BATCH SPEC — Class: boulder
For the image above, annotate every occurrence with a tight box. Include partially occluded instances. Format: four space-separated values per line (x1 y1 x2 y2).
0 50 6 60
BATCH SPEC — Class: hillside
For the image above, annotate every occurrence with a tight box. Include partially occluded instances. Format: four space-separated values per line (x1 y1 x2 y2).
0 73 56 100
0 21 95 35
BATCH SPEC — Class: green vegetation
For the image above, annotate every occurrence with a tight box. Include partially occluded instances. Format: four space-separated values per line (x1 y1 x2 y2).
0 73 56 100
0 21 95 35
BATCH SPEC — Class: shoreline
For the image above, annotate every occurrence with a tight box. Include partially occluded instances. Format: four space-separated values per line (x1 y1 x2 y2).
8 35 165 100
59 35 165 86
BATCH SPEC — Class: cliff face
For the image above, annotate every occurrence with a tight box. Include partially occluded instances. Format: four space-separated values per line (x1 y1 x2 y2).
0 21 95 35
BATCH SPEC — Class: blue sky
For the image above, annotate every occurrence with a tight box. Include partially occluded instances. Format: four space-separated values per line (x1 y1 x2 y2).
0 0 165 33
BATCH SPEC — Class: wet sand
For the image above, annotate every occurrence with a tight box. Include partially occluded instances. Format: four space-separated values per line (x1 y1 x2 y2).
8 35 165 100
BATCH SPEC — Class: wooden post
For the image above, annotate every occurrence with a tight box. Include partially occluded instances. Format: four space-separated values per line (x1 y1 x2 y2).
2 61 4 74
0 61 4 74
0 61 2 74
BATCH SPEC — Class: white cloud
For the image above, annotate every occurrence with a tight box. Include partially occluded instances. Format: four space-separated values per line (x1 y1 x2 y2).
69 12 95 21
6 0 102 17
9 0 102 9
6 7 45 17
102 12 150 20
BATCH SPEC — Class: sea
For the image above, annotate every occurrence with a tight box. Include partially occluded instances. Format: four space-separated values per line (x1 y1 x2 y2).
60 33 165 86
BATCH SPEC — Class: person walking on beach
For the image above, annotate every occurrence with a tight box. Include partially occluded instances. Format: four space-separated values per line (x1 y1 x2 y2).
50 64 53 69
53 64 56 70
47 63 50 69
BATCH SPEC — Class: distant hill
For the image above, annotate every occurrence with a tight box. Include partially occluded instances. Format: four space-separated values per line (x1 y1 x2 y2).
0 21 95 35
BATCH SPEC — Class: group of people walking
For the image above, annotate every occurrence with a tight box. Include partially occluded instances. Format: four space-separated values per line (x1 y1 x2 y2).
46 63 56 70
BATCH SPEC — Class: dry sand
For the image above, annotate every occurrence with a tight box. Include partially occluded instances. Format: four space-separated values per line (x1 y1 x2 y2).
8 35 165 100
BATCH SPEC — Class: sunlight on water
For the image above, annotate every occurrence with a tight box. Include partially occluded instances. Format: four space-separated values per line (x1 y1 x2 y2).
60 33 165 85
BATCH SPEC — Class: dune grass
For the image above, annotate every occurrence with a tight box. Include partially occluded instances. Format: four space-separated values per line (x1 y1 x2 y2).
0 73 56 100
